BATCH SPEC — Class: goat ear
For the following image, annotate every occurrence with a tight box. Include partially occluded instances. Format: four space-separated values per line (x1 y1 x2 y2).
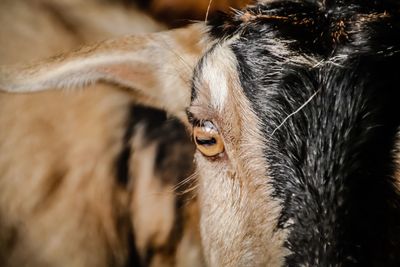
0 24 206 120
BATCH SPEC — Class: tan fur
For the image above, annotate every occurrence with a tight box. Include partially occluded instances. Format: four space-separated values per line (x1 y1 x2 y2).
129 126 204 267
0 0 77 65
0 1 205 266
0 86 134 267
0 24 206 122
189 44 289 266
131 129 177 258
175 198 205 267
0 0 164 65
0 86 204 267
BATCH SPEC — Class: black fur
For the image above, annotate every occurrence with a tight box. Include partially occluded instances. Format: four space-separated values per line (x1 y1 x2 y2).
206 0 400 265
115 105 137 187
124 227 143 267
113 104 143 267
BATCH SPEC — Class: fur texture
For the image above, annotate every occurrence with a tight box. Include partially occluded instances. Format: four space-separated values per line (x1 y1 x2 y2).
0 1 204 266
1 0 400 266
198 0 400 265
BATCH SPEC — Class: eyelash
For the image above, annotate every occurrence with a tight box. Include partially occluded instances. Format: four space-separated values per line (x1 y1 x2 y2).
186 108 219 127
187 111 206 127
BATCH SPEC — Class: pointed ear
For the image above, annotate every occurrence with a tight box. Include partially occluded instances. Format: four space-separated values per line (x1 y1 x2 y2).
0 24 207 120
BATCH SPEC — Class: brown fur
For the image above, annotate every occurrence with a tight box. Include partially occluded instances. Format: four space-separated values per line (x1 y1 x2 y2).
137 0 251 27
0 0 164 65
0 86 203 267
0 86 134 267
0 24 206 123
0 1 204 266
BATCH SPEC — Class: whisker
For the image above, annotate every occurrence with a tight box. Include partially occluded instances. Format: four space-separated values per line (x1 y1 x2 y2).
175 182 199 196
205 0 214 22
270 88 320 137
172 170 199 192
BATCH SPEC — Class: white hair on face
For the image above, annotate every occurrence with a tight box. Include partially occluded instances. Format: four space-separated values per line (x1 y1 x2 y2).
200 44 239 112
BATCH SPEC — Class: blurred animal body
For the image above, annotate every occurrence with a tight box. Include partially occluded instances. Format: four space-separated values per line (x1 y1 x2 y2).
0 1 203 267
1 0 400 266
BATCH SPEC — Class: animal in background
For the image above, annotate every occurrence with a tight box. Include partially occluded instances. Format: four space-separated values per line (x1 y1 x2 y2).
0 0 203 266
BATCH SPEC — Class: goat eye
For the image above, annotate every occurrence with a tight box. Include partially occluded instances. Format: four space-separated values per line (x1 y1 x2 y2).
193 121 224 157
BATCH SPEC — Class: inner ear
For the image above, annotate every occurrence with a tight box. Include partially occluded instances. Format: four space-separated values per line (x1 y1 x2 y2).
0 23 207 122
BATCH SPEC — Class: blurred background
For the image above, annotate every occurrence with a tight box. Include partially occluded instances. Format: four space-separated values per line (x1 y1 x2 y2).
0 0 251 64
0 1 250 267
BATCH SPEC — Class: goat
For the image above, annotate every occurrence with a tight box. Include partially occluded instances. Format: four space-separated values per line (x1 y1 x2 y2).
1 0 400 266
0 1 204 267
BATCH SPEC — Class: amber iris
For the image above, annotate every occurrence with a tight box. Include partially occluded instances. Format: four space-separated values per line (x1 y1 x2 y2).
193 121 224 157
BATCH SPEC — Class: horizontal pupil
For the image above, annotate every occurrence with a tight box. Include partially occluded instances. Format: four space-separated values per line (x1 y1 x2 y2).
195 137 216 146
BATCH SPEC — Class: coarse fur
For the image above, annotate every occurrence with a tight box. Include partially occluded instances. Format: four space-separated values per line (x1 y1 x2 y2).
202 0 400 265
190 43 289 266
1 0 400 266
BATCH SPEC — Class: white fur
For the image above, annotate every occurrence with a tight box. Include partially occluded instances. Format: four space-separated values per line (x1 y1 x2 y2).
201 44 238 111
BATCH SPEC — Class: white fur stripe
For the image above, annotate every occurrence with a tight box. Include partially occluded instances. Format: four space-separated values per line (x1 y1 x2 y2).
201 45 238 111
